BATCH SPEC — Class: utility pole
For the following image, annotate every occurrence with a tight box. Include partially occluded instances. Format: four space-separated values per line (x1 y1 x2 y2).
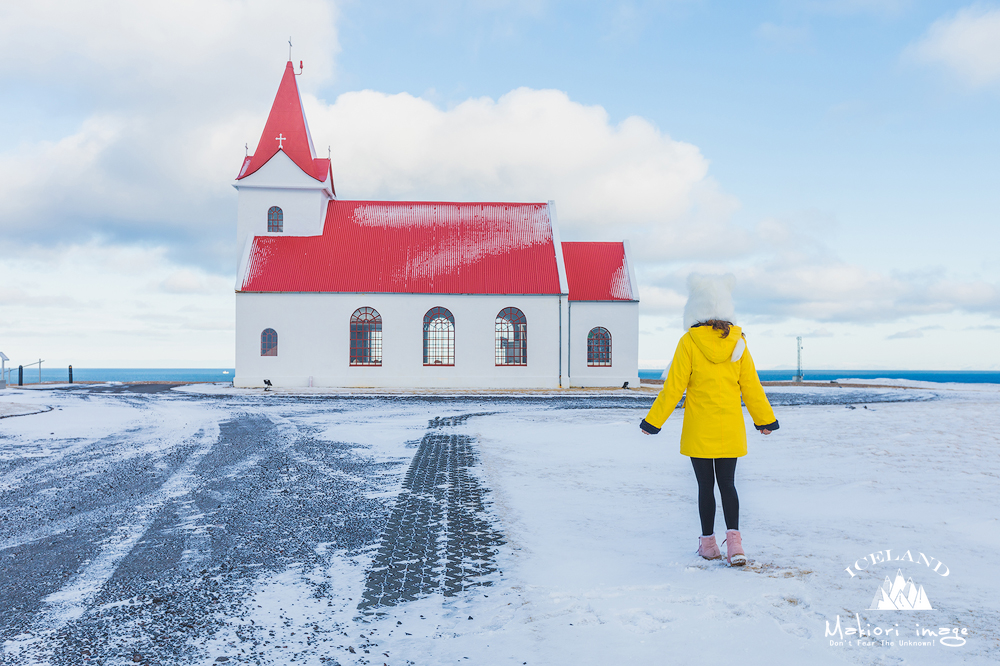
793 337 803 382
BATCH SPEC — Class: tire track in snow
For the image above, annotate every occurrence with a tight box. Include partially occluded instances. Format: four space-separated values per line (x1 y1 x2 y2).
176 498 213 572
0 437 104 495
3 422 220 665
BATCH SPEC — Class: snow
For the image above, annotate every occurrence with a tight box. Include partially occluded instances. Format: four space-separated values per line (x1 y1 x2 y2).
0 402 51 419
1 383 996 664
224 386 996 664
833 377 1000 392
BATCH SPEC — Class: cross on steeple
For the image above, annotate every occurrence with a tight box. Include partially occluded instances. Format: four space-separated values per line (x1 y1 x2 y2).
237 59 331 191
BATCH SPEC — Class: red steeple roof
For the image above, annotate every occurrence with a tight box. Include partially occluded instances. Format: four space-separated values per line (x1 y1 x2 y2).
236 61 333 187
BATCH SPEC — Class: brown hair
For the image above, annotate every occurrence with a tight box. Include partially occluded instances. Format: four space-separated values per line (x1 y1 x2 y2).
695 319 732 338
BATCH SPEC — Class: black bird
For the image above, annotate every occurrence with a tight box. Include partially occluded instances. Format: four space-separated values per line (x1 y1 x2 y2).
263 379 272 391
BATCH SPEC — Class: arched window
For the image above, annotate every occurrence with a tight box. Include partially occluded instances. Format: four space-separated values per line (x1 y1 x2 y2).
261 328 278 356
423 307 455 366
267 206 283 232
587 327 612 367
495 307 527 366
350 307 382 366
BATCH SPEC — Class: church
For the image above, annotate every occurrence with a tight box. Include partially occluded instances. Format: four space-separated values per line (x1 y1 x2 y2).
233 61 639 389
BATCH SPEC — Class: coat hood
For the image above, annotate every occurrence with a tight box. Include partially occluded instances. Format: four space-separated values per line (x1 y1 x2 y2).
683 273 736 330
688 325 744 364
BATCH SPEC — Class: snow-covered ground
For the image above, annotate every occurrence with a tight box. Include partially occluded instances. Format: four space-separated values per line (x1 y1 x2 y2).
0 402 50 419
0 383 996 665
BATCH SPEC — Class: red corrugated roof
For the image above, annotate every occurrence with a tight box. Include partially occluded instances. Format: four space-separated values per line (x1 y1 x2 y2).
237 61 332 185
241 201 563 294
562 241 635 301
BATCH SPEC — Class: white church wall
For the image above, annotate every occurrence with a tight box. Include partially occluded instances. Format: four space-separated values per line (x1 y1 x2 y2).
235 151 331 254
235 293 565 388
567 301 640 388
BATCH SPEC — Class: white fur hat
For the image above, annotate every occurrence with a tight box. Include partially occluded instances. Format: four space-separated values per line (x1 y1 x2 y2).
683 273 737 330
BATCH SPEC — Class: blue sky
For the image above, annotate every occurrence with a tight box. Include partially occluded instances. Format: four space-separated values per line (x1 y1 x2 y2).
1 1 998 370
328 1 999 274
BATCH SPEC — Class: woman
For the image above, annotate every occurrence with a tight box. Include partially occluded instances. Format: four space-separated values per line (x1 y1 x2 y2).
640 274 778 566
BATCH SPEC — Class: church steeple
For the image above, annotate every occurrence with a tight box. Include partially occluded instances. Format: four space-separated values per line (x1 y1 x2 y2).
236 61 333 191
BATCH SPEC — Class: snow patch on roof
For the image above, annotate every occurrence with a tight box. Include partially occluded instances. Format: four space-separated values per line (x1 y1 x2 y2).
562 241 636 301
241 200 562 295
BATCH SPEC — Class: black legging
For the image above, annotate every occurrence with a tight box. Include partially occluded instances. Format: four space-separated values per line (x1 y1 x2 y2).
690 457 739 537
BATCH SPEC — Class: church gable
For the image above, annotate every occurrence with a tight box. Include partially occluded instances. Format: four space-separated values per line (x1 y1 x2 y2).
236 149 330 189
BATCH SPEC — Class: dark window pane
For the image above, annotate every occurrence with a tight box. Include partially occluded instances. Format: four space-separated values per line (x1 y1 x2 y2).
587 327 612 367
350 307 382 366
423 307 455 366
495 307 527 366
261 328 278 356
267 206 283 232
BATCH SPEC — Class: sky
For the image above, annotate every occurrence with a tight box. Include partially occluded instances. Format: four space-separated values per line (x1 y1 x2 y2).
1 0 999 371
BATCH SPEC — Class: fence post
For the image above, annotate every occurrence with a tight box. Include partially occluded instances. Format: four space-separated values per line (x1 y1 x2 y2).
18 365 23 386
69 365 73 384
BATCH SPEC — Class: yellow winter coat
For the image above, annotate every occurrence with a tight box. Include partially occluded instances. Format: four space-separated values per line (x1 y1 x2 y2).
642 325 776 458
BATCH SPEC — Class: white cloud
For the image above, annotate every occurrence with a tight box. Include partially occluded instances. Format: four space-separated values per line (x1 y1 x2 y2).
886 328 925 339
0 0 339 271
795 328 835 338
0 2 748 362
908 5 1000 87
0 244 234 367
733 255 999 323
633 283 687 313
160 270 211 294
0 0 339 106
306 88 744 261
1 83 745 270
2 1 997 367
636 213 1000 325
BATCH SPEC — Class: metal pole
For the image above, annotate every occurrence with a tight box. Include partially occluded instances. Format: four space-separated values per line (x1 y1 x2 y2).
19 365 23 386
69 365 73 384
796 336 803 382
39 359 42 384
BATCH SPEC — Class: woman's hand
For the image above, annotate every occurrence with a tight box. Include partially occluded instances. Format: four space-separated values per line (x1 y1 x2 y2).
639 419 660 435
755 421 778 435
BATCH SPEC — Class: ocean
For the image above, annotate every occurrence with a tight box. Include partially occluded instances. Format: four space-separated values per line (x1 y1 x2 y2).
639 369 1000 384
3 367 998 386
4 368 235 384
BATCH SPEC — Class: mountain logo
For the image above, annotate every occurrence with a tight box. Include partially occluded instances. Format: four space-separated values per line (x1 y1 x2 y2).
868 569 933 610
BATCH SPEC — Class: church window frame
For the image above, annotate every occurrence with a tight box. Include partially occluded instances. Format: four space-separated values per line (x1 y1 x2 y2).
587 327 612 367
261 328 278 356
495 307 527 366
350 307 383 366
267 206 283 232
423 307 455 366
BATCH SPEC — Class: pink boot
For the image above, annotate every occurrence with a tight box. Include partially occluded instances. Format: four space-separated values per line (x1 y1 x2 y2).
724 529 747 566
697 534 722 560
